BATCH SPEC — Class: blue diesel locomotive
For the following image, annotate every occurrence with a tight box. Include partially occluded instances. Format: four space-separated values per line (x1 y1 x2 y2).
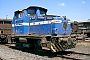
12 6 75 52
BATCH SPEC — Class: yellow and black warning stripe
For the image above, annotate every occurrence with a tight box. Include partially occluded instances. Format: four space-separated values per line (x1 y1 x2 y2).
51 42 76 52
51 43 64 52
51 44 56 52
55 43 62 51
51 43 58 52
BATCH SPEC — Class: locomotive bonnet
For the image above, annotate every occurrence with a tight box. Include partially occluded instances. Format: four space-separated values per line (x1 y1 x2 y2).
12 6 75 52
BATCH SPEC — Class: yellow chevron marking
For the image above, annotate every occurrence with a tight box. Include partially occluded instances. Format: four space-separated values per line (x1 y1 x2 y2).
56 44 62 51
61 42 66 50
66 42 70 49
58 43 64 51
65 42 70 49
51 45 56 52
63 43 67 50
52 43 59 52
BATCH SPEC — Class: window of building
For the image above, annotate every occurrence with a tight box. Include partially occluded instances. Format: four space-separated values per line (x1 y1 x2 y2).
0 21 3 24
1 31 3 34
4 21 11 24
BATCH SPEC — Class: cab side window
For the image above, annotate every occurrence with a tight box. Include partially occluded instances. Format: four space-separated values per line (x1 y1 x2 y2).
27 8 36 16
15 11 24 18
40 10 46 16
18 12 23 18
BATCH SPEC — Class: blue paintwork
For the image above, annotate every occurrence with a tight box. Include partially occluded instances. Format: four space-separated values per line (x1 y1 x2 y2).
12 6 71 36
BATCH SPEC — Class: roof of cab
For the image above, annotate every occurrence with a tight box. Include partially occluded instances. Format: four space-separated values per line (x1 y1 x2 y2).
44 15 60 17
14 6 47 13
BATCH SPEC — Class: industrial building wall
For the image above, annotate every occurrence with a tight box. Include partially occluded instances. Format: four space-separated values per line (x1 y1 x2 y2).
0 19 12 35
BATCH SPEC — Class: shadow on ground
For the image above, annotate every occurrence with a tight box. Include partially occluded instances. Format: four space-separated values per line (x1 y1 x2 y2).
9 46 90 60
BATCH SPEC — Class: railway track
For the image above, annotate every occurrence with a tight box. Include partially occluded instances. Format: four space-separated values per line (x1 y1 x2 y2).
0 40 90 60
2 42 90 60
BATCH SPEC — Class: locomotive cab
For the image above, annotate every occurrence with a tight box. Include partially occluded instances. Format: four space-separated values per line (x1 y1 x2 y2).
12 6 47 34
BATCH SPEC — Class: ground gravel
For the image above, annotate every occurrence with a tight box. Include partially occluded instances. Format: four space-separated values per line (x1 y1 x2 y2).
0 42 90 60
0 45 51 60
66 42 90 60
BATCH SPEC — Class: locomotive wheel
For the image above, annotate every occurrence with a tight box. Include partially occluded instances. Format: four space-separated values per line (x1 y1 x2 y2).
5 38 8 44
15 38 23 48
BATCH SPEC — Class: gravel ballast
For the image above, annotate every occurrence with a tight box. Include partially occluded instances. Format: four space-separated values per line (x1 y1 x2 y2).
0 42 90 60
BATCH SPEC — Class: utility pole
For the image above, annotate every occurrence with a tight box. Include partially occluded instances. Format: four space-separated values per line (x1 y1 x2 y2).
6 15 8 19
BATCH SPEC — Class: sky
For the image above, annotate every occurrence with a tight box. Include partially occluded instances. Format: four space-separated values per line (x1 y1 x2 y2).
0 0 90 21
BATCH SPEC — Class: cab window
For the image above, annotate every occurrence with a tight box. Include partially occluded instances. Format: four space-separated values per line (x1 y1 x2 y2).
15 11 24 18
40 10 46 16
18 12 23 18
27 8 36 16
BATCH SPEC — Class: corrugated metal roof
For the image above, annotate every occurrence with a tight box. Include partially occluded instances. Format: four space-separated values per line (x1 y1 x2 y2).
78 20 90 23
0 18 12 21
